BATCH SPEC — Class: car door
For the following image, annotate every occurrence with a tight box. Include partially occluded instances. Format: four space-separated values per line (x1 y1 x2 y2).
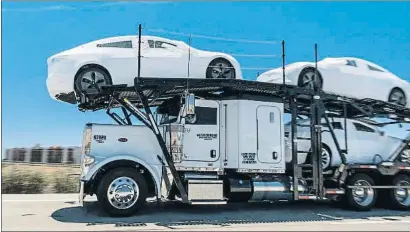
141 39 187 78
336 59 371 99
96 40 141 86
349 121 383 164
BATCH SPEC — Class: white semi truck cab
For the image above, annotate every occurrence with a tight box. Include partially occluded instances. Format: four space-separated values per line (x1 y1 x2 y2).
78 77 410 217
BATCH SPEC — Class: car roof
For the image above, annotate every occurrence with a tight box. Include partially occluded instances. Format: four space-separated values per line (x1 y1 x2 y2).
321 57 390 73
83 35 188 47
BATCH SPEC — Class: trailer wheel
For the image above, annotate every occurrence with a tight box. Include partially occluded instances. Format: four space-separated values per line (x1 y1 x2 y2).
345 173 377 211
388 174 410 210
96 167 148 217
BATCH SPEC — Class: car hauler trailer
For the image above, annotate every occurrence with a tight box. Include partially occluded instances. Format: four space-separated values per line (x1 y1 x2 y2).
76 75 410 217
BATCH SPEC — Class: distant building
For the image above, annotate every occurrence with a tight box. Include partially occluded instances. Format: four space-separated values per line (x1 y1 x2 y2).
3 146 82 164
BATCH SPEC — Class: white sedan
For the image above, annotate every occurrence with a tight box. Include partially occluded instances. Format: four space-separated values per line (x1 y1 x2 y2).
284 117 408 170
46 35 242 104
257 57 410 107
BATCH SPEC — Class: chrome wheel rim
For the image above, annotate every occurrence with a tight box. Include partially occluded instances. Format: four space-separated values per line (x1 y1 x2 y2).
352 180 374 207
301 71 321 89
389 90 406 106
321 148 331 170
210 62 234 79
107 177 139 210
79 71 108 94
394 180 410 206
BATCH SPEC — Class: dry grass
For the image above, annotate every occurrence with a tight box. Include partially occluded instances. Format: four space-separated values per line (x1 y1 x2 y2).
1 163 81 194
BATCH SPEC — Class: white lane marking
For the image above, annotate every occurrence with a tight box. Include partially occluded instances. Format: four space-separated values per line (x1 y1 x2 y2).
316 213 343 220
328 219 410 225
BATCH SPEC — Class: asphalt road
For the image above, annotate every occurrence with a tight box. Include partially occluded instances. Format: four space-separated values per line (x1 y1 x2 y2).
2 194 410 231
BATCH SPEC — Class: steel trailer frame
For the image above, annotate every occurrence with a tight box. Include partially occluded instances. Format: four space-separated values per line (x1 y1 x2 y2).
76 24 410 204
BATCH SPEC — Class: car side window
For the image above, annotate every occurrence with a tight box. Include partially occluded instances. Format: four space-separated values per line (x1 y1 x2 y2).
186 107 217 125
345 60 357 67
321 122 343 130
147 40 177 49
368 65 384 72
148 40 155 48
353 123 375 133
96 41 133 48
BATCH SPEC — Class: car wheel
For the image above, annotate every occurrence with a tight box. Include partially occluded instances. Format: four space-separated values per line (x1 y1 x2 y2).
321 145 332 171
74 66 112 97
96 167 148 217
305 144 332 171
297 67 323 90
206 58 236 79
388 174 410 210
345 173 377 211
388 88 406 106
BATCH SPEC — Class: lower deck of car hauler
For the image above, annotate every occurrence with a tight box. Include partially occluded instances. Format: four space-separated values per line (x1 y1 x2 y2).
78 77 410 211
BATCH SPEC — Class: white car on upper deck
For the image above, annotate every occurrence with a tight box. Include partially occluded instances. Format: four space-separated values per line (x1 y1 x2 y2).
257 57 410 107
46 35 242 104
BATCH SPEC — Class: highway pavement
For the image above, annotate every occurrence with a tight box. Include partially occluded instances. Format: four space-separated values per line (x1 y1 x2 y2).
2 194 410 231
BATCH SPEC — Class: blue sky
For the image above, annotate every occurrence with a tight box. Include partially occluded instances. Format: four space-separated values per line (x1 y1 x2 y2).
2 1 410 150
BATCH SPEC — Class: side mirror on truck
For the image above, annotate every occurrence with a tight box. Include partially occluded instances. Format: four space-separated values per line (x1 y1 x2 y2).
186 93 196 116
179 93 196 124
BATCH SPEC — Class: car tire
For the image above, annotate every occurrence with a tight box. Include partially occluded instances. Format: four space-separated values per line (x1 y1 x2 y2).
206 58 236 79
345 173 377 211
388 88 407 106
297 67 323 90
305 144 332 171
387 174 410 210
74 66 112 98
96 167 148 217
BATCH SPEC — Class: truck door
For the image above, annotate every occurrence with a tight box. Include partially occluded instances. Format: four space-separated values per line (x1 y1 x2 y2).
182 100 220 162
256 105 283 164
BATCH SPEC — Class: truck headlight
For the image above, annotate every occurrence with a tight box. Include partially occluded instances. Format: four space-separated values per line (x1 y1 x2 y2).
83 154 95 166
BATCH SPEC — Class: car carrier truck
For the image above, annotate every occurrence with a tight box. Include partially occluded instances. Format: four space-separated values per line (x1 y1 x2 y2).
76 76 410 217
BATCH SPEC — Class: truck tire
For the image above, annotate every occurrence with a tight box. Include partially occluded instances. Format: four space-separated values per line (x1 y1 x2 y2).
388 174 410 210
96 167 148 217
345 173 377 211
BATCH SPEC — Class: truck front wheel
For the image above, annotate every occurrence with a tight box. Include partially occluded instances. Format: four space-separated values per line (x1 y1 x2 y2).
96 167 148 217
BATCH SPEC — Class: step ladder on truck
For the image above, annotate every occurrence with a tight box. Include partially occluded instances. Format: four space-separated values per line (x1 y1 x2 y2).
76 75 410 217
